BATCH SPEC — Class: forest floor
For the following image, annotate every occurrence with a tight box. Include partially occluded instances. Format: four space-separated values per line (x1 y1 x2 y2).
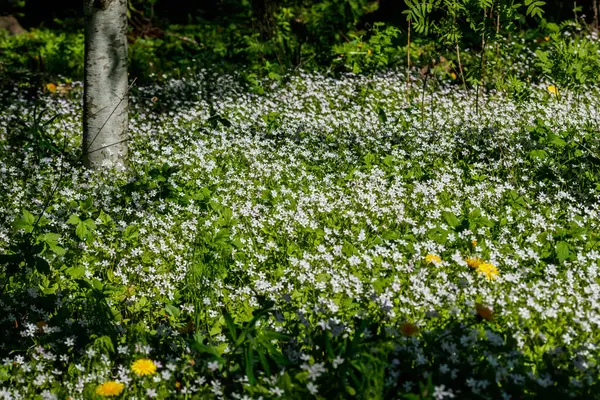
1 67 600 398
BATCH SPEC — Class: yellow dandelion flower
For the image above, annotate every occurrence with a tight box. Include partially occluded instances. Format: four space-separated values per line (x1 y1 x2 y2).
45 83 57 93
465 257 483 268
425 254 441 264
476 262 499 280
450 72 457 80
547 85 558 96
96 381 125 397
131 359 157 376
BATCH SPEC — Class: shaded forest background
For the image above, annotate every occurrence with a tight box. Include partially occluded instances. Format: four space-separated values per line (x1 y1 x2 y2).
4 0 598 29
1 0 599 85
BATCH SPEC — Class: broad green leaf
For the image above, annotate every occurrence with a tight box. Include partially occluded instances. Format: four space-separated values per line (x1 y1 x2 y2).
14 210 36 232
556 241 570 264
382 230 400 240
442 211 460 228
246 346 255 385
547 133 566 147
67 214 81 225
165 304 181 318
83 218 97 230
378 107 387 124
223 309 238 341
123 225 139 241
75 221 88 241
529 149 548 160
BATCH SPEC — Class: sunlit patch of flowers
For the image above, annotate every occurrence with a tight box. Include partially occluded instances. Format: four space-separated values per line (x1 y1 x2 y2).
1 52 600 399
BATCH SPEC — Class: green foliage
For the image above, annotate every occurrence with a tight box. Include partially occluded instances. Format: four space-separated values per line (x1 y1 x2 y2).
0 28 84 78
2 3 600 397
535 33 600 92
524 0 546 19
332 23 401 73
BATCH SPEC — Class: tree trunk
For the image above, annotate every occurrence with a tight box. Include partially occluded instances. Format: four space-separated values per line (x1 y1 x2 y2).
252 0 277 41
0 15 26 35
83 0 129 170
593 0 599 32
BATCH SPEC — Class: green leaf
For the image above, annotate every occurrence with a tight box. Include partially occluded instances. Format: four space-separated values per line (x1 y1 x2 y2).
39 232 60 244
427 227 448 244
40 284 57 295
547 133 566 147
98 210 112 225
14 210 36 233
38 233 66 256
48 243 66 256
260 330 290 341
223 309 238 341
342 241 357 257
377 107 387 124
246 345 256 385
191 335 224 360
67 214 81 225
93 335 115 354
268 71 282 81
257 347 271 376
65 266 85 282
382 154 394 167
123 225 139 241
214 228 230 241
529 149 548 160
83 218 97 230
165 304 181 318
75 221 88 241
209 323 222 337
81 197 94 213
442 211 460 228
556 241 570 264
382 230 400 240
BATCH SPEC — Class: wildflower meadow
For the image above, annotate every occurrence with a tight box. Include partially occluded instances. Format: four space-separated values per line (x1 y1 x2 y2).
1 1 600 399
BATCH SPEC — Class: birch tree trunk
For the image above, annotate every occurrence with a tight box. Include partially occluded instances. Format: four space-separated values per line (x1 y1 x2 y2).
83 0 129 170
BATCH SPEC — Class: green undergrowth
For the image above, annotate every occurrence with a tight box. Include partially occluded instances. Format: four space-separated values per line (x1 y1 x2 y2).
1 37 600 399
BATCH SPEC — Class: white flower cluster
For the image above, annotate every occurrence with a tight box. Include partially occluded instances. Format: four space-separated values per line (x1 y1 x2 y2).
1 62 599 397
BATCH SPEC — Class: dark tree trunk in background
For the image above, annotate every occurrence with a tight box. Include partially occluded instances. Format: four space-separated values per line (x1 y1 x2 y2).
252 0 276 40
0 15 25 35
83 0 129 170
593 0 599 31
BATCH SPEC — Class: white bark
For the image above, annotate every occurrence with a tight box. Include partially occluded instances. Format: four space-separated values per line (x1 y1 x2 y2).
83 0 129 170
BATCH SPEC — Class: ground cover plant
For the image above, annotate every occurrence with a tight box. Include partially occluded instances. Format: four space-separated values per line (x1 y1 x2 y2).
2 31 600 399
